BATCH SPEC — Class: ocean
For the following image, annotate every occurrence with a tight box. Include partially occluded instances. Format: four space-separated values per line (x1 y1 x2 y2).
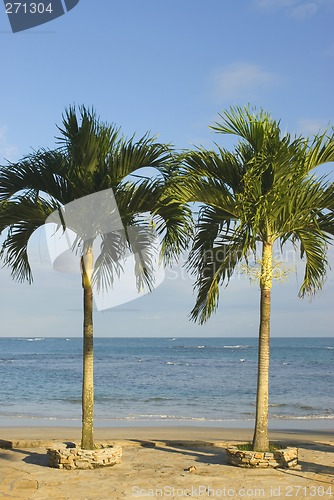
0 337 333 428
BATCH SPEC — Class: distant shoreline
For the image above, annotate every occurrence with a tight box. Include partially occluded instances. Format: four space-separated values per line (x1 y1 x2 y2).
1 335 334 339
0 424 333 446
0 417 333 432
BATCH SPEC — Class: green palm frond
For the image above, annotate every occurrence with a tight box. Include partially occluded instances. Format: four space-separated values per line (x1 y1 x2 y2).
303 130 334 172
57 106 114 175
0 150 72 203
275 175 334 296
295 228 329 297
318 208 334 236
184 148 243 187
0 197 57 282
108 134 171 185
189 225 251 323
127 225 157 292
186 200 254 323
211 105 279 153
152 196 192 265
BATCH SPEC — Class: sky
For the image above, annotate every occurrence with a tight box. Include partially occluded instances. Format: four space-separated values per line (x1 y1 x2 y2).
0 0 333 338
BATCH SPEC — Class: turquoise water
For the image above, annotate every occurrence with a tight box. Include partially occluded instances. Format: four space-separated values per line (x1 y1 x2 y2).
0 337 333 427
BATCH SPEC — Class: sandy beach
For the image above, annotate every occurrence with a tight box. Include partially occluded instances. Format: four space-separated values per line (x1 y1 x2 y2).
0 425 333 499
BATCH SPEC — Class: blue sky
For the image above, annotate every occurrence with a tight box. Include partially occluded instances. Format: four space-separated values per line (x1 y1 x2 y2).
0 0 333 337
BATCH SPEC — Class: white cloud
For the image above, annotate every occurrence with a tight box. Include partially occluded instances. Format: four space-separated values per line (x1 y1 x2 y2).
0 126 18 162
297 118 330 135
289 2 318 19
213 63 280 101
254 0 334 19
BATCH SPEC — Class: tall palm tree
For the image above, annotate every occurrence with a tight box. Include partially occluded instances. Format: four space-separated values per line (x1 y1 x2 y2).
0 106 191 449
179 106 334 451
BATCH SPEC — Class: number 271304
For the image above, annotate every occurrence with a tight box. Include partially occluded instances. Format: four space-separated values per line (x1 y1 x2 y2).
5 3 53 14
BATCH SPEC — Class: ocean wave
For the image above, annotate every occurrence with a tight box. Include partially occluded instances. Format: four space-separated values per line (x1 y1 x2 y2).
172 344 253 351
163 360 193 366
122 414 249 422
15 337 45 342
271 414 334 420
144 397 173 403
223 345 251 349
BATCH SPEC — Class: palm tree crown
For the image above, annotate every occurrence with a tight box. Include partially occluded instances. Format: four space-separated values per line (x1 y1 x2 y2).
182 106 334 323
0 106 190 283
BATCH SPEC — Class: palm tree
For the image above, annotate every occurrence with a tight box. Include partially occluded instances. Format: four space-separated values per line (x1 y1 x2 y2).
0 106 191 449
179 106 334 451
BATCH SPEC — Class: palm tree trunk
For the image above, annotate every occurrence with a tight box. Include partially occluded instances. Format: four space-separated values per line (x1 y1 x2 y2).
252 241 272 451
81 244 94 450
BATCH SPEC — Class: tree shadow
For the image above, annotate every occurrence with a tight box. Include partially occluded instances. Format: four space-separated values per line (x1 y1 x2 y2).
0 450 18 461
0 440 75 468
130 438 334 471
297 459 334 476
22 450 50 467
0 447 50 467
293 441 334 453
130 439 227 465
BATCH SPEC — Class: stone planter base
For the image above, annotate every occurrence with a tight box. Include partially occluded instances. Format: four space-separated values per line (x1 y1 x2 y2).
226 446 298 468
47 443 122 469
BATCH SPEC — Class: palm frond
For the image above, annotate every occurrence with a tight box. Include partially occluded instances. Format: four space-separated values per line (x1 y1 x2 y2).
187 202 253 323
210 105 278 153
295 228 329 297
0 197 56 282
0 150 72 203
304 130 334 172
108 134 172 185
93 231 125 292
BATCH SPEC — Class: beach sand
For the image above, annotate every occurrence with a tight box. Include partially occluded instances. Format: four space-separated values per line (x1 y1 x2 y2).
0 426 333 499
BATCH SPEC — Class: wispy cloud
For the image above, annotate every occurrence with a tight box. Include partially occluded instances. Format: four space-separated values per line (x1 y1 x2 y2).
322 44 334 58
254 0 334 19
212 63 280 101
289 2 318 19
255 0 298 8
0 126 18 161
297 118 330 135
